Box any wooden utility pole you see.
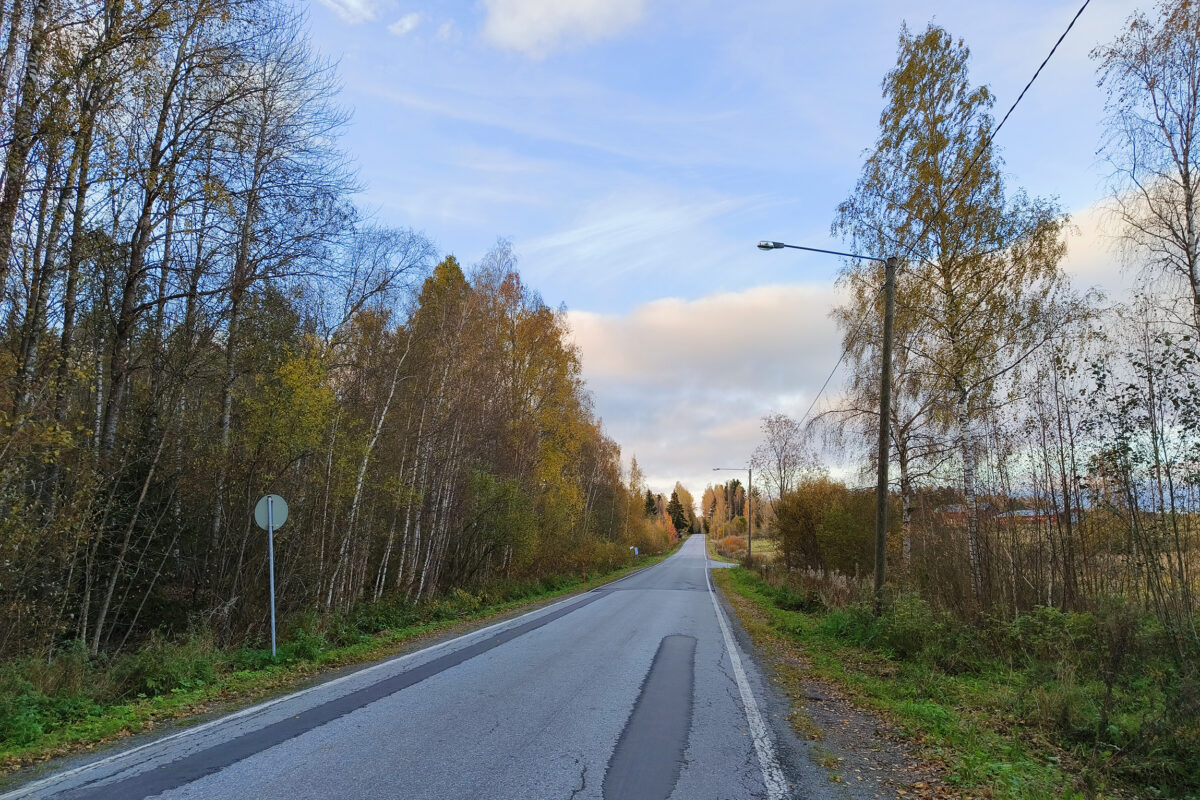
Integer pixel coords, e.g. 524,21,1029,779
873,257,898,615
747,467,753,563
755,241,897,604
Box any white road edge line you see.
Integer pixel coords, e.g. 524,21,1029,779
705,559,789,800
1,558,666,800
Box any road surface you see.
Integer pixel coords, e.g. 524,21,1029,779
6,536,833,800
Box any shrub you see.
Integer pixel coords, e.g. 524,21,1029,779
446,588,482,616
351,599,418,634
818,604,877,645
22,640,91,698
1007,606,1089,671
717,536,747,558
109,632,217,698
227,646,275,672
0,673,46,748
872,594,942,660
770,584,825,614
283,626,330,661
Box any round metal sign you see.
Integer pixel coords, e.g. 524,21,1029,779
254,494,288,530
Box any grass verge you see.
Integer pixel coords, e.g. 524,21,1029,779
714,566,1199,800
0,545,680,775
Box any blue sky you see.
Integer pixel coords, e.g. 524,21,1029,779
306,0,1135,495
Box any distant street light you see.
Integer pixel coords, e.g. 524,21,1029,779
713,466,753,562
759,240,897,615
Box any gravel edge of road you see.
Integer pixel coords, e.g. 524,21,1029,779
711,568,957,800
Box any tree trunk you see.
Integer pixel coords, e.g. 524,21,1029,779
0,0,47,295
959,392,983,604
90,415,173,655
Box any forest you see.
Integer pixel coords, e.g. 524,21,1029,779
0,0,680,675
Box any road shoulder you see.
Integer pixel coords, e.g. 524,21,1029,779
712,567,955,800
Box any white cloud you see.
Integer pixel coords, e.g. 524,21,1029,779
565,201,1136,498
388,12,422,36
436,20,458,42
1060,201,1136,303
316,0,379,24
568,283,848,496
481,0,646,58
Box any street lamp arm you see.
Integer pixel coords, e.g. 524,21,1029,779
757,241,889,263
753,238,898,615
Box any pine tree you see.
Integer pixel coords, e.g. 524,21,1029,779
667,491,688,533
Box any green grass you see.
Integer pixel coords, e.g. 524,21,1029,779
0,546,679,773
716,567,1200,800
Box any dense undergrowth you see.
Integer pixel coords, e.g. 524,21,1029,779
722,567,1199,799
0,553,673,769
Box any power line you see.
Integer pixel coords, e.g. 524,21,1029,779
856,0,1092,276
798,1,1091,428
947,0,1091,204
797,282,885,427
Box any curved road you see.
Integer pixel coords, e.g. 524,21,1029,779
7,536,833,800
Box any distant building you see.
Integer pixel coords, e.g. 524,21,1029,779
934,503,995,523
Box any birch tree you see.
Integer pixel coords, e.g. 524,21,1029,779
1096,0,1200,331
834,23,1069,604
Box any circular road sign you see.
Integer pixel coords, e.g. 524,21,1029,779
254,494,289,530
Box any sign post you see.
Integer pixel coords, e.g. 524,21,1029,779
254,494,289,659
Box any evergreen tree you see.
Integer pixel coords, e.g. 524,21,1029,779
667,491,688,533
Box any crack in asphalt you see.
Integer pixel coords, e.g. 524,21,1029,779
566,760,588,800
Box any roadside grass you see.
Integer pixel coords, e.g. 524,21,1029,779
715,567,1200,800
0,547,679,774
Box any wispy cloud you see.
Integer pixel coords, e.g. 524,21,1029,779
388,12,422,37
481,0,647,59
360,81,747,169
525,194,748,272
368,181,550,230
516,186,783,304
316,0,379,25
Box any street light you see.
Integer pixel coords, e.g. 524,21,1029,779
759,240,897,615
713,466,753,562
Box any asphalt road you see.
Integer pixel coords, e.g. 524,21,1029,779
7,536,834,800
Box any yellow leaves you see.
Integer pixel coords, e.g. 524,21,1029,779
241,347,334,463
200,178,236,215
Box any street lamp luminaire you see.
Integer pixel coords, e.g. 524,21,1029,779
712,466,752,562
758,240,898,615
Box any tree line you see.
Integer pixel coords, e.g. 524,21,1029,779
0,0,667,660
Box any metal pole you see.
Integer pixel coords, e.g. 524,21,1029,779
268,496,277,659
747,467,752,563
873,257,897,616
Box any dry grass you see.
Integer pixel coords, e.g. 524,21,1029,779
748,536,780,561
716,535,748,559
